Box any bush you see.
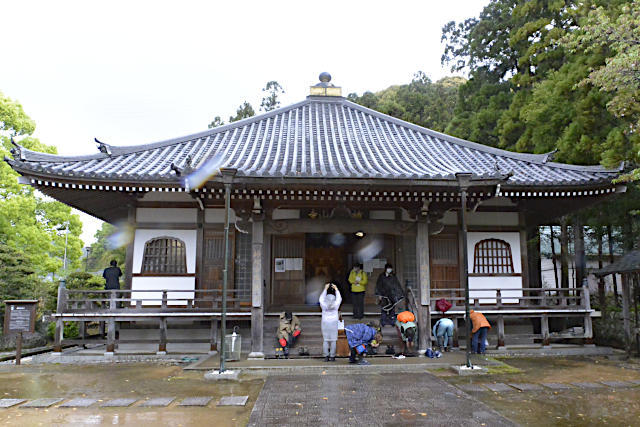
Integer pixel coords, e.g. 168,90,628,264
46,321,79,340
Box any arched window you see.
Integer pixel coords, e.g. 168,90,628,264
141,237,187,275
473,239,514,275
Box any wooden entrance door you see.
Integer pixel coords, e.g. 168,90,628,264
429,233,460,300
271,234,305,305
201,229,235,307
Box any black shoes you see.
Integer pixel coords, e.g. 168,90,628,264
329,357,336,362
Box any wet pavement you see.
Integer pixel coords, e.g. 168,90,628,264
248,372,515,426
445,357,640,426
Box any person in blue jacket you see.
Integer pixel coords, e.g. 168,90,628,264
345,323,382,365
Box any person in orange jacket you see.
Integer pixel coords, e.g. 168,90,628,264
469,310,491,354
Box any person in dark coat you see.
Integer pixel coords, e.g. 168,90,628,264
345,323,382,365
375,263,404,327
103,260,122,290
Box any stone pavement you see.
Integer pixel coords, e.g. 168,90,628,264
248,372,516,426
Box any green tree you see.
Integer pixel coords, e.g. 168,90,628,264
561,3,640,180
207,116,224,129
260,81,284,112
0,91,83,277
0,242,41,327
229,101,255,123
348,72,465,132
86,222,125,272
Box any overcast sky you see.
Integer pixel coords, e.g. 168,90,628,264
1,0,487,244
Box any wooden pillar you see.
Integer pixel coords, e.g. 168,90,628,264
106,318,116,354
54,279,67,353
249,217,265,359
574,216,586,287
195,208,204,291
582,285,594,345
622,274,633,357
541,314,550,347
452,317,460,348
416,221,431,351
158,317,167,354
209,317,218,353
496,315,505,349
124,205,136,290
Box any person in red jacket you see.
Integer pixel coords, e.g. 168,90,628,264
469,310,491,354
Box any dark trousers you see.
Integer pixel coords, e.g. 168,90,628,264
472,327,489,354
349,347,360,363
352,291,365,319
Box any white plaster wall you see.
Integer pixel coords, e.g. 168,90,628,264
131,277,195,306
469,277,523,304
205,208,237,223
467,231,522,303
272,209,300,220
369,210,395,220
132,229,197,274
136,208,197,223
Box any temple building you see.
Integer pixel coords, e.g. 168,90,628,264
6,73,623,357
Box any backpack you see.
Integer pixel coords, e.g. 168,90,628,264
436,298,452,313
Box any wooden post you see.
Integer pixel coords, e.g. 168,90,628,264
621,274,633,357
416,221,431,351
99,321,105,338
109,290,116,311
106,318,116,353
249,217,265,359
54,318,63,353
452,316,459,348
15,332,23,365
161,291,168,309
158,317,167,354
496,290,502,308
541,314,550,347
496,315,505,349
209,317,218,353
124,205,136,290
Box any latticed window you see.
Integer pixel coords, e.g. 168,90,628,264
141,237,187,274
472,239,514,274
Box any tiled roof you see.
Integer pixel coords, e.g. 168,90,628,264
7,96,620,187
593,250,640,276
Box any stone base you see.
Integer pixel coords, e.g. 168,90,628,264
247,352,265,360
50,352,62,356
103,352,114,357
542,345,552,349
496,346,507,350
204,370,240,381
208,350,218,355
450,365,487,376
156,351,167,355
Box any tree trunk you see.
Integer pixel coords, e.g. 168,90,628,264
550,225,559,288
560,218,570,289
607,225,619,306
596,227,606,313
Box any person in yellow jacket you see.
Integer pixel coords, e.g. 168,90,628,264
469,310,491,354
348,264,368,319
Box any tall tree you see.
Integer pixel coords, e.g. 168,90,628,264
0,90,83,277
85,222,126,272
561,2,640,180
229,101,255,123
260,81,284,112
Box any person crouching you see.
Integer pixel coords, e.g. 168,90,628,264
277,311,301,357
345,323,382,365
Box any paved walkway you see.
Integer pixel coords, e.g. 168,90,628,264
248,372,515,426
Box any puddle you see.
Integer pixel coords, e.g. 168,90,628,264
0,364,264,426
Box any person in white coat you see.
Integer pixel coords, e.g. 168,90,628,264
319,282,342,362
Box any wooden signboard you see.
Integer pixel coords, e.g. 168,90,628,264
3,300,38,366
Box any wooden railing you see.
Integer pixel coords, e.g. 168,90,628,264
429,286,590,312
58,288,251,314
